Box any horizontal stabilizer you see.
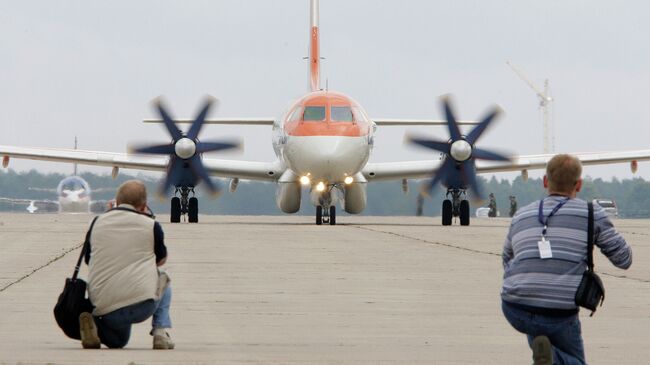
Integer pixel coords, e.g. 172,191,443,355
373,118,479,126
143,118,275,126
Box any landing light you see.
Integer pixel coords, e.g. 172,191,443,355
300,175,311,185
344,176,354,185
316,181,326,192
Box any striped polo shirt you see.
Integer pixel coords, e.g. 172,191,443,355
501,196,632,311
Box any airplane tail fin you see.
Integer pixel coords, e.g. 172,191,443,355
309,0,321,92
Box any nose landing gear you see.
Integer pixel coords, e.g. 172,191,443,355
441,188,470,226
170,186,199,223
315,205,336,225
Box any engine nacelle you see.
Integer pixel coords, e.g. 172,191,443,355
521,169,528,182
276,182,301,213
344,182,367,214
631,160,638,174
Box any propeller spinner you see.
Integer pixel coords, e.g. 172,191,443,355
407,96,511,200
132,97,241,196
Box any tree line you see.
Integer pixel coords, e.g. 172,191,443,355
0,169,648,217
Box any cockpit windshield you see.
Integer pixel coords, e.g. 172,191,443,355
331,106,353,122
303,106,326,121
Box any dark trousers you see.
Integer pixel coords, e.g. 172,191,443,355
502,301,586,365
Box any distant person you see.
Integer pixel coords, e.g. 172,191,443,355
488,193,497,217
416,193,424,217
509,195,518,217
78,180,174,350
501,154,632,365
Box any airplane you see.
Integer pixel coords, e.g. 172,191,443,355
0,175,110,214
2,0,650,226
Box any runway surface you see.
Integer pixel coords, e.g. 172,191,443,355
0,213,648,364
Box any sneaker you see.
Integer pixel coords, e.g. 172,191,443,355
79,312,100,349
532,335,552,365
152,328,175,350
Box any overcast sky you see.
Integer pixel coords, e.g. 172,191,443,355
2,0,649,181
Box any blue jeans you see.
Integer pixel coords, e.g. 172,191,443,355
502,301,585,365
94,286,172,348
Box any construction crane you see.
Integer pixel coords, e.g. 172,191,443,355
507,61,554,153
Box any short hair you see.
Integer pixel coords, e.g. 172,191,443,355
115,180,147,208
546,154,582,193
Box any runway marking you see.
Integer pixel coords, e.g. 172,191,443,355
0,241,84,293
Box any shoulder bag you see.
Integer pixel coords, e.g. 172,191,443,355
574,202,605,316
53,216,98,339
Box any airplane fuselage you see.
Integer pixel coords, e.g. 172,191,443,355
273,90,374,186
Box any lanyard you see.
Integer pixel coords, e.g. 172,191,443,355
538,197,570,237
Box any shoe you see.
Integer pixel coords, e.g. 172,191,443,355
532,335,552,365
152,328,175,350
79,312,100,349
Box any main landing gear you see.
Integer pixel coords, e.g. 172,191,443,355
316,205,336,225
441,188,470,226
170,187,199,223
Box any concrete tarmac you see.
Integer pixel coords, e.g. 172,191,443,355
0,213,648,364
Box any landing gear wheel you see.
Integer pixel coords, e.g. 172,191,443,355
460,200,470,226
316,206,323,225
442,199,452,226
170,197,181,223
188,197,199,223
329,206,336,225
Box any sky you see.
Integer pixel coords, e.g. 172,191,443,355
1,0,650,182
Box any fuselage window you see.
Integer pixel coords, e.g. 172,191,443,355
331,106,354,122
303,106,326,121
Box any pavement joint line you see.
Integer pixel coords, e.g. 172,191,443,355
0,241,84,293
348,225,650,284
347,225,501,257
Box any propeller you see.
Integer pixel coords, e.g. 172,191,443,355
131,96,241,197
406,96,511,200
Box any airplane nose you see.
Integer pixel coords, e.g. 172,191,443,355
287,136,368,180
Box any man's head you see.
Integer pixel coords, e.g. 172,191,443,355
544,154,583,197
115,180,148,211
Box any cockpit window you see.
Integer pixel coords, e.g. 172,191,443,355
331,106,353,122
289,106,303,122
303,106,326,121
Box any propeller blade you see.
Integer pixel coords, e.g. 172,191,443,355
189,155,221,196
472,147,511,161
159,156,184,196
196,140,241,154
154,98,183,141
406,136,449,153
442,96,462,141
187,97,217,140
132,143,175,155
460,161,482,200
420,160,449,197
466,107,502,145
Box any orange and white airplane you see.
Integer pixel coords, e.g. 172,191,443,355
2,0,650,225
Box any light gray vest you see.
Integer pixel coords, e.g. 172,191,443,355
87,204,158,316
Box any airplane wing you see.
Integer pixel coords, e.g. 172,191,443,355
362,149,650,181
0,197,35,205
0,145,285,182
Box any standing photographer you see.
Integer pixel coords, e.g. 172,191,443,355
500,154,632,365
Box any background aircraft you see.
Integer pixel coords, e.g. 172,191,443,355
0,175,108,214
2,0,650,226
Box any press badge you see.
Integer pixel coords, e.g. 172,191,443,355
538,237,553,259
